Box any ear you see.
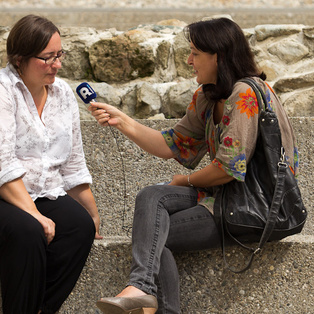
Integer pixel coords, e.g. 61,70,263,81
16,56,22,68
15,57,25,75
15,57,22,68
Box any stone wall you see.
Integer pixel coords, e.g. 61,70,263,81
0,16,313,120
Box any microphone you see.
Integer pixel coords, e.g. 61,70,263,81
76,83,129,235
76,82,97,104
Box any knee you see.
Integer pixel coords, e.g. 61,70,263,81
5,213,46,249
135,186,155,213
134,185,171,221
136,185,156,198
135,185,166,206
73,211,95,244
82,215,95,241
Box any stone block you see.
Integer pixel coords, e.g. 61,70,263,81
59,235,314,313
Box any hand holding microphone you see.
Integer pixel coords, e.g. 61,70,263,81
76,84,129,234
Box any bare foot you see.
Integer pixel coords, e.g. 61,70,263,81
116,285,147,298
143,308,157,314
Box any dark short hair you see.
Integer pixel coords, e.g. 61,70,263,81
7,14,60,70
184,18,266,101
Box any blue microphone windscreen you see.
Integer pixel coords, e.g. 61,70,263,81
76,82,97,104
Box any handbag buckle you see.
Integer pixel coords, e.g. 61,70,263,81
278,147,288,168
278,162,288,168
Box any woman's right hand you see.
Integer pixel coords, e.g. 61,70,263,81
88,101,175,159
32,212,56,244
0,178,56,244
88,102,122,128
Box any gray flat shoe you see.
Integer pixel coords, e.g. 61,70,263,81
96,295,158,314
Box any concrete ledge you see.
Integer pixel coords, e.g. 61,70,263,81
58,117,311,313
80,117,313,238
0,117,312,313
1,235,313,313
60,235,314,313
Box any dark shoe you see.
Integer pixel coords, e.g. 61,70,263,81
96,295,158,314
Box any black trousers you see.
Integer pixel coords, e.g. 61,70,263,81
0,195,95,314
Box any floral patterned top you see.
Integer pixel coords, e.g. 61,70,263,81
0,64,92,200
162,77,299,214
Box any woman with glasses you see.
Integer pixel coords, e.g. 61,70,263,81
0,14,102,314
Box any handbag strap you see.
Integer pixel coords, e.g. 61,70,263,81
241,78,268,112
258,159,288,248
220,78,288,273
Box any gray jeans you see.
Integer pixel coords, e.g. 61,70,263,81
127,184,221,314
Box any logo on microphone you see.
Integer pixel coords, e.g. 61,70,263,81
76,82,97,104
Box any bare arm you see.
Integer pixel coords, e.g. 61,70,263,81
169,163,234,188
88,102,233,189
107,102,234,187
66,183,103,239
0,178,55,243
89,102,175,159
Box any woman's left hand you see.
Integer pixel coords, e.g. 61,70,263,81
66,184,103,240
92,214,103,240
169,164,234,188
168,174,189,186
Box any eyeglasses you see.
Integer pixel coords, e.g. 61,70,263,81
34,51,66,65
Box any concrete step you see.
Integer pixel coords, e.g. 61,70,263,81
60,234,314,313
59,117,314,312
61,117,312,313
80,118,313,238
1,235,313,313
0,117,312,313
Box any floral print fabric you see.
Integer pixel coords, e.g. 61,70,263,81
162,77,299,213
0,64,92,200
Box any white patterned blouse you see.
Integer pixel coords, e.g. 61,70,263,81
0,64,92,200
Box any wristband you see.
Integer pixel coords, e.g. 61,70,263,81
187,175,194,187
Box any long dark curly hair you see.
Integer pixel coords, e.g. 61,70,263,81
184,18,266,102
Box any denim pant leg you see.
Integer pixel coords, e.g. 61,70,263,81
157,203,221,313
128,185,221,314
155,246,180,314
128,185,199,296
